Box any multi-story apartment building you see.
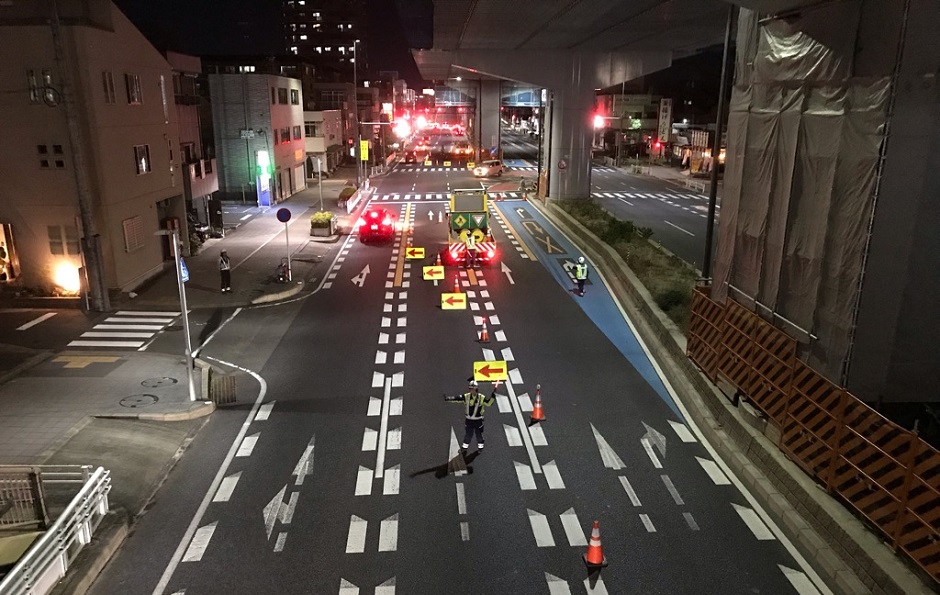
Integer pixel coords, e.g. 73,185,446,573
203,56,318,110
303,109,344,178
282,0,367,77
0,0,188,303
208,73,306,205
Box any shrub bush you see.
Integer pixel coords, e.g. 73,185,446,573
310,211,335,227
339,187,356,201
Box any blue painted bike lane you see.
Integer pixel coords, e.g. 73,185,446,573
494,200,684,419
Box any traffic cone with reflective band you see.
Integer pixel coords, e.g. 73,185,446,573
531,384,545,422
453,275,461,294
583,521,608,568
478,317,490,343
435,252,442,266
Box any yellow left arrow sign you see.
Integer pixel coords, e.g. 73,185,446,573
441,293,467,310
406,247,425,259
423,266,444,280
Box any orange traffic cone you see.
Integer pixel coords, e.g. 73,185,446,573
478,317,490,343
583,520,608,568
453,275,461,294
435,252,441,266
531,384,545,422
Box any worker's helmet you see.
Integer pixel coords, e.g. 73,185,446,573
468,380,479,388
578,256,585,264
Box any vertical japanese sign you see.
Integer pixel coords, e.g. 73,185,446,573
657,98,673,145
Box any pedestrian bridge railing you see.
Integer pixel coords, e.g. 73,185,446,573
0,466,111,595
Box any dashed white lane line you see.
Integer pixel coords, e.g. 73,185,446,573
181,521,217,562
236,433,259,457
696,456,732,485
639,514,657,533
619,476,642,506
515,461,537,490
684,512,700,531
664,220,695,236
355,466,373,496
506,382,541,474
545,573,572,595
732,503,776,540
528,509,554,547
583,576,609,594
16,312,57,330
383,464,400,495
455,484,467,514
543,460,565,489
212,472,240,502
379,514,399,552
779,565,824,595
669,420,697,442
560,508,587,546
661,475,685,505
504,424,522,447
346,515,367,553
254,401,275,421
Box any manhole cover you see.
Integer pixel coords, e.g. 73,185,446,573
141,377,178,388
120,394,158,408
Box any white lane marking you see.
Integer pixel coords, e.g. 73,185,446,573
80,331,153,338
240,214,251,220
255,401,275,421
395,333,406,344
362,428,378,451
661,475,685,505
68,340,145,348
115,310,180,316
481,348,495,361
394,350,405,364
506,382,541,474
732,503,776,540
378,332,389,344
779,565,823,595
92,324,162,330
181,521,217,562
560,508,586,546
504,424,522,446
591,424,626,470
368,397,381,416
684,512,700,531
528,424,547,446
639,514,656,533
545,573,572,595
528,509,554,547
274,532,287,552
583,576,609,594
372,371,384,388
103,316,173,323
236,433,259,457
614,195,634,207
669,420,696,443
641,437,662,468
263,485,286,539
379,514,399,552
376,378,392,478
346,515,367,553
495,330,507,341
375,577,396,595
16,312,57,330
389,397,402,415
490,315,500,325
455,484,467,514
460,521,470,541
508,368,523,385
517,393,533,411
381,317,391,327
375,350,387,364
396,316,406,327
291,436,315,486
696,456,732,485
515,461,537,490
383,464,400,495
544,460,565,489
386,427,402,450
501,347,514,361
340,577,360,593
619,476,642,506
496,395,511,413
449,429,467,476
355,466,373,496
664,220,695,236
212,472,240,502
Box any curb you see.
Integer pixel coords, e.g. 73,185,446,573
250,280,306,305
95,401,216,422
532,199,928,595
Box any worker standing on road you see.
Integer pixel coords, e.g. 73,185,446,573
574,256,589,296
219,250,232,293
445,379,498,453
465,233,478,268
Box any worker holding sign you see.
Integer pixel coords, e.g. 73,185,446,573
444,379,499,453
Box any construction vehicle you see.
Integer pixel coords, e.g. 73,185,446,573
442,188,498,267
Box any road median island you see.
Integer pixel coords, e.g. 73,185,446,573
532,197,924,595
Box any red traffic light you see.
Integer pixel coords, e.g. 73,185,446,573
654,141,662,149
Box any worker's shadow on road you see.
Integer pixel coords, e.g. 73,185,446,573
408,451,480,479
198,308,225,345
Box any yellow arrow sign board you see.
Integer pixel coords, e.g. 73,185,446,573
467,162,475,169
441,293,467,310
405,247,425,259
443,161,452,167
424,160,432,166
473,360,508,382
423,265,444,280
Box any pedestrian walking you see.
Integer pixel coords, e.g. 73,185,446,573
219,250,232,292
444,379,498,453
574,256,589,296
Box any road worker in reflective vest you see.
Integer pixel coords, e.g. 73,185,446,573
444,379,498,453
465,233,478,268
575,256,589,296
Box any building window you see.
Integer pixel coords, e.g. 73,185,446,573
47,225,80,256
125,73,142,104
281,128,291,144
290,89,299,105
238,65,255,73
293,125,302,140
122,216,145,253
134,144,151,174
271,87,277,104
37,144,66,169
27,70,41,103
299,34,307,40
273,129,279,144
102,71,115,104
277,88,288,104
315,47,322,54
304,124,316,137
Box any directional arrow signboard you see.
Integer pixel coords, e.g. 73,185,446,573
424,160,432,166
423,265,444,280
441,293,467,310
406,247,425,259
473,360,508,382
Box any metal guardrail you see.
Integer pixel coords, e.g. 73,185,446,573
0,466,111,595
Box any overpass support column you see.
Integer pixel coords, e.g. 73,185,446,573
478,80,501,159
547,81,594,200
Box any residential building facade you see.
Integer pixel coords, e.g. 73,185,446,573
282,0,367,76
303,110,344,178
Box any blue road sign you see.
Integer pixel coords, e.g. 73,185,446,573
180,258,189,283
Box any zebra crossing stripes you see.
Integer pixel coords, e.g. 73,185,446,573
68,310,179,349
592,191,721,218
373,192,526,203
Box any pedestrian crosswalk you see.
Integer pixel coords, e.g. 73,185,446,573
591,191,721,218
371,192,530,202
394,165,617,173
68,310,180,350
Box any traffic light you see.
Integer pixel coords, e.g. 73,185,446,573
654,141,662,149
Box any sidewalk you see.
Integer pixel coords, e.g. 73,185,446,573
619,162,723,195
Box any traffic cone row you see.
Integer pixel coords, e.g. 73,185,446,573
531,384,545,422
583,520,608,568
478,317,490,343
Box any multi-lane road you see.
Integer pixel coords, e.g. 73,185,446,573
84,158,827,594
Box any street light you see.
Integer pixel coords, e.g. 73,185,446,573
154,228,196,402
352,38,361,188
316,156,324,211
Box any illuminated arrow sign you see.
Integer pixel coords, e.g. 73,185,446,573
441,293,467,310
423,266,444,280
406,247,425,259
443,161,452,167
424,160,432,166
473,360,508,382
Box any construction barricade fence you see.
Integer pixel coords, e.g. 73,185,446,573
686,287,939,585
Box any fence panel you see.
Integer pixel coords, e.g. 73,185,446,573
687,289,724,380
779,362,845,482
748,317,797,426
894,442,940,583
0,468,46,529
716,300,754,392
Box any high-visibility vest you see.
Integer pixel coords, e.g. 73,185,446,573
575,263,587,280
466,236,477,251
219,256,231,271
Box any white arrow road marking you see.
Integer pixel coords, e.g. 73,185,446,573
545,573,572,595
346,515,367,553
779,565,823,595
389,397,402,415
501,347,514,361
274,532,287,552
639,514,656,533
506,382,541,474
339,579,359,595
383,464,400,495
375,350,387,364
368,397,381,416
591,424,626,470
560,508,587,546
528,509,554,547
455,484,467,514
263,487,298,541
501,261,515,284
529,425,547,446
386,427,402,450
732,503,775,540
213,472,240,502
351,264,371,286
668,420,696,443
515,461,537,490
583,576,609,594
236,433,259,457
619,477,642,506
641,437,663,469
182,521,216,562
254,401,275,421
362,428,378,451
378,332,389,344
504,424,522,447
428,210,434,220
696,456,731,485
379,514,398,552
684,512,700,531
292,436,315,486
375,577,396,595
509,368,523,384
642,422,667,458
355,466,373,496
661,475,685,505
449,429,467,476
543,460,565,489
496,395,511,413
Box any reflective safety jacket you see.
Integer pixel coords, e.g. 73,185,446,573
445,390,495,420
575,263,588,280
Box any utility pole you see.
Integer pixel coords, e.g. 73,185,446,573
49,0,109,312
353,39,361,188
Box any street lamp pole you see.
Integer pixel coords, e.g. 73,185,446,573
155,228,196,401
316,156,324,211
353,39,361,188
